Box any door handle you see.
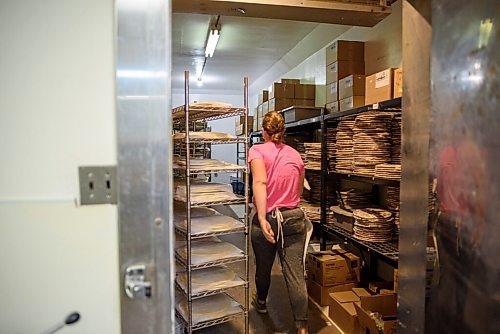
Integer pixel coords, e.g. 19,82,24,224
125,264,152,299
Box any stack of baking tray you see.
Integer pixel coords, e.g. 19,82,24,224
352,112,393,176
353,208,394,243
391,114,402,164
335,119,356,173
303,172,321,203
300,201,321,222
339,188,372,211
374,163,401,180
327,128,337,170
304,143,322,170
386,186,400,235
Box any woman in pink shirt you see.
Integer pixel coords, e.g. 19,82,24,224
249,111,309,334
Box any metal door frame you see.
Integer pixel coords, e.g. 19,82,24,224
116,0,174,333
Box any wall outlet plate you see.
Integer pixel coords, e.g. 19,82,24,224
79,166,117,205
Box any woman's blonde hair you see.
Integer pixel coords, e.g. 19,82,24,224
262,111,285,144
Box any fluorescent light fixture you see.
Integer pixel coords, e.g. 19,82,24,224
205,29,220,58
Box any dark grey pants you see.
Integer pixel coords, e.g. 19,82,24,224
251,208,308,329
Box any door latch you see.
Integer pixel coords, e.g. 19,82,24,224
125,264,152,299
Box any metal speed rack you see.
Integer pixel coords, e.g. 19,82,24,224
173,71,250,334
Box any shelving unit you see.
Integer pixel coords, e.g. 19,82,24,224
173,71,250,334
321,98,402,270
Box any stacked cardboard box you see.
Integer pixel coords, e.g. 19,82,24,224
365,68,397,105
325,40,365,113
235,116,254,136
306,249,361,306
328,288,372,333
267,79,317,112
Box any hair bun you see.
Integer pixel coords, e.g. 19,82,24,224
262,111,285,143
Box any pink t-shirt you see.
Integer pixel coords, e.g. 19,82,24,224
248,142,305,213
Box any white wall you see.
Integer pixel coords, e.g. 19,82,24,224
0,0,119,333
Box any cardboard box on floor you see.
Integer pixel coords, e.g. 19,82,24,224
326,60,365,84
393,68,403,98
354,294,398,334
326,40,365,65
328,288,372,334
307,249,360,286
365,68,395,105
307,280,355,306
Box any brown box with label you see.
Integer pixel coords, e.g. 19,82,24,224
326,82,338,103
328,288,372,334
307,280,355,306
258,90,269,104
354,294,398,334
339,96,365,112
326,40,365,65
294,84,316,99
393,68,403,98
307,250,360,286
269,83,295,99
326,61,365,84
269,98,294,112
326,101,339,114
365,68,395,105
339,74,366,100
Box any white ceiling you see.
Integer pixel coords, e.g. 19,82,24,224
172,13,320,94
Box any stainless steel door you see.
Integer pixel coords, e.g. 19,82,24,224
116,0,174,333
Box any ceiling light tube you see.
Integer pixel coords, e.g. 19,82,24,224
205,29,220,58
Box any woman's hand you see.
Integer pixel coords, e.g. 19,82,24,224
259,218,275,244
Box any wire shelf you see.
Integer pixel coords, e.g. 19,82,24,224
176,253,247,270
175,306,246,331
175,197,246,208
174,137,247,145
329,171,400,187
173,166,247,175
323,224,399,266
172,105,246,123
175,277,247,299
175,225,246,240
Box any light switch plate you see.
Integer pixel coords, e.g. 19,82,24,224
79,166,117,205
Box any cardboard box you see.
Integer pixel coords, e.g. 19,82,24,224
269,98,294,112
326,60,365,84
282,78,301,84
339,96,365,112
326,40,365,65
365,68,395,105
354,294,398,334
307,280,355,306
235,116,254,135
269,82,295,99
257,104,263,119
331,206,355,232
258,90,269,104
339,74,366,100
326,82,338,103
368,281,394,294
262,101,269,114
253,118,258,132
293,99,315,107
307,250,360,286
393,68,403,98
326,101,339,114
328,288,372,334
283,106,321,124
294,84,316,99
